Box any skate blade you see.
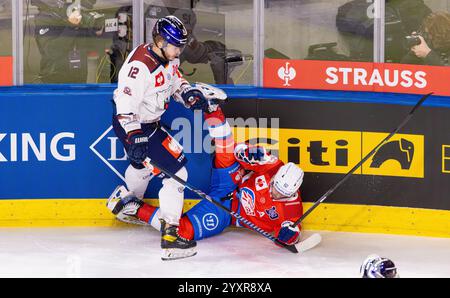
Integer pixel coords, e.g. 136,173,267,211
161,248,197,261
116,214,148,226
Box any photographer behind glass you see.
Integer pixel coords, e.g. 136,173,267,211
174,8,239,85
401,12,450,66
31,0,105,83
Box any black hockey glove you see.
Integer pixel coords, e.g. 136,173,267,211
126,130,148,164
181,86,208,112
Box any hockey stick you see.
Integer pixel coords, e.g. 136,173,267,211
143,157,299,254
296,233,322,253
291,92,433,228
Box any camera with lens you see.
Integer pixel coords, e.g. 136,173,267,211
404,33,422,48
224,52,253,65
68,0,105,31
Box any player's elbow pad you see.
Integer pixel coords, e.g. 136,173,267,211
117,113,141,134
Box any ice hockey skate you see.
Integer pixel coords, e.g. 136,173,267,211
107,185,148,226
160,219,197,261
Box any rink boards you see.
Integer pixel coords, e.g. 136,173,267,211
0,199,449,238
0,85,449,237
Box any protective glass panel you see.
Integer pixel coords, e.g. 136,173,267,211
144,0,254,85
265,0,375,62
0,1,13,86
24,0,133,84
0,1,12,56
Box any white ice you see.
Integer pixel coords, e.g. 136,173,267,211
0,227,449,278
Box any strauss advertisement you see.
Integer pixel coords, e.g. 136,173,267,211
264,59,450,96
0,56,13,86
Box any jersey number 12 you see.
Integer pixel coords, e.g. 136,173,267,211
128,67,140,79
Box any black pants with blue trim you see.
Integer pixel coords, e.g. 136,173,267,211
112,114,188,176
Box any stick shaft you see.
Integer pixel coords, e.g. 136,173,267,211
292,92,432,227
143,158,298,253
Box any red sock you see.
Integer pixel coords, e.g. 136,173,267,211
178,217,195,240
204,107,225,126
137,204,195,240
136,203,156,223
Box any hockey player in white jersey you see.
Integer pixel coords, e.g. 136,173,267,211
110,15,222,260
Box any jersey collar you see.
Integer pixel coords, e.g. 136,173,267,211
147,45,169,67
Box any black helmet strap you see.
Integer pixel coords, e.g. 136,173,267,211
155,38,169,61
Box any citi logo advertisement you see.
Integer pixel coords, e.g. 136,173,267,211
370,139,414,170
233,127,424,178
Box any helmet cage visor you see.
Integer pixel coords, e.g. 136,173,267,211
372,260,399,278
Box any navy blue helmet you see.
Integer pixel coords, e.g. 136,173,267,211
360,254,399,278
152,15,188,49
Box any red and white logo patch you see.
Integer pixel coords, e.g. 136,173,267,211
240,187,256,217
155,71,165,87
231,168,244,184
277,62,297,87
255,175,268,191
142,160,161,176
162,136,183,158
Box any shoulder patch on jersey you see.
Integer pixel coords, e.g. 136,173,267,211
239,187,256,217
265,206,279,220
255,175,269,191
154,71,165,87
128,44,161,73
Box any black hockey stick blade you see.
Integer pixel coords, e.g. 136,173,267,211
275,239,298,253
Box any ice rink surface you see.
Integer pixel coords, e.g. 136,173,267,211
0,227,449,278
